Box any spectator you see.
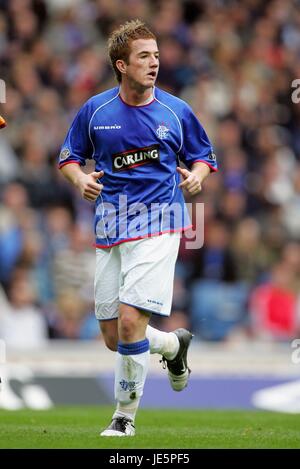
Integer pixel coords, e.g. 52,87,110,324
0,274,48,348
250,262,300,341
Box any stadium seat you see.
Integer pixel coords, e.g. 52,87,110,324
190,279,249,341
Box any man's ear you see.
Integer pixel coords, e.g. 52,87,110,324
116,59,127,76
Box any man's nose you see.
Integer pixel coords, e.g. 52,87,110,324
150,56,159,67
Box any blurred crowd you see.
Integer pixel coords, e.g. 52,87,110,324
0,0,300,348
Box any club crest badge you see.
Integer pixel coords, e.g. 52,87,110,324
208,151,217,161
60,148,71,161
156,124,169,140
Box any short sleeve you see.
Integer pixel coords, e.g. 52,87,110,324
179,104,218,172
58,101,93,168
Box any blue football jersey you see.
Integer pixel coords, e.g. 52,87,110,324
59,86,217,247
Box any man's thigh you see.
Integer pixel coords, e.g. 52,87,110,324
119,233,180,317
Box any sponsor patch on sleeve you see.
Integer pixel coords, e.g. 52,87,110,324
208,151,217,161
59,148,71,161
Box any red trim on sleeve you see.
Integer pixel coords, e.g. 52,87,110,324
192,160,218,172
58,160,82,169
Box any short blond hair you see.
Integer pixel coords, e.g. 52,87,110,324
108,19,156,83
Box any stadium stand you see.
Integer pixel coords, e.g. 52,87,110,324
0,0,300,345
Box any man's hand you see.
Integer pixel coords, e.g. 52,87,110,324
177,167,202,196
76,170,104,202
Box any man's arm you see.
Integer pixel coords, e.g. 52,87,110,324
60,163,104,202
177,162,210,196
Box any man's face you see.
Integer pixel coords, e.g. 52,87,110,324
121,38,159,90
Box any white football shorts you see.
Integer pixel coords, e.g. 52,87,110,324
94,232,180,320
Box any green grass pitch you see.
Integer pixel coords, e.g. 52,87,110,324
0,406,299,449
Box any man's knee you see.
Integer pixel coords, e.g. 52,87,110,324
119,305,149,342
119,314,137,341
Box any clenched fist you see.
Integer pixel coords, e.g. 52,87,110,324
177,167,202,196
77,170,104,202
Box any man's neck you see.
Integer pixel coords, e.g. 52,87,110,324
119,83,154,106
